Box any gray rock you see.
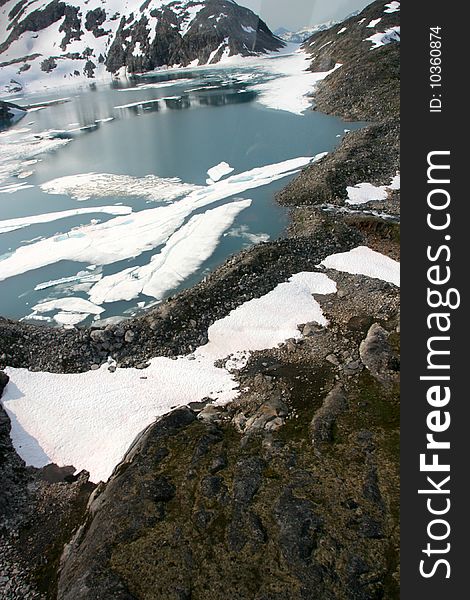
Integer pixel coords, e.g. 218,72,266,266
310,384,347,446
124,330,135,343
359,323,396,380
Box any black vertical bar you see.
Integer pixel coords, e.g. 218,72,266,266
401,1,468,597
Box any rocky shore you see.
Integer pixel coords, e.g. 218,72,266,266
0,2,400,598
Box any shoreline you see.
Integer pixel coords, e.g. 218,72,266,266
0,3,401,598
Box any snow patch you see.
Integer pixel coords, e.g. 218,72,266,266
365,26,400,49
197,272,337,362
321,246,400,287
252,49,342,115
2,269,337,482
384,2,400,13
345,172,400,205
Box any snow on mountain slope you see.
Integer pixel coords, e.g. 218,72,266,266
0,0,284,92
275,22,337,44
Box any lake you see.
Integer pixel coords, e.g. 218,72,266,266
0,56,364,326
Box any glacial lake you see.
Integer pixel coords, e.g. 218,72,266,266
0,59,365,326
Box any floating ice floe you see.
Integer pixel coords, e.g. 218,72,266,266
88,200,252,304
28,296,104,326
117,78,193,92
226,225,270,244
94,117,114,123
0,130,72,184
0,182,34,194
365,26,400,49
40,172,200,202
114,95,181,109
34,270,102,292
345,172,400,205
0,156,320,284
33,297,104,316
206,161,234,184
320,246,400,287
0,206,132,234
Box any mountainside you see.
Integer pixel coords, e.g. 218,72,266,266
0,2,401,598
275,22,337,44
0,0,284,92
279,0,400,210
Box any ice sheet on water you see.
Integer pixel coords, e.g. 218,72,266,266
88,200,251,304
0,206,132,234
40,172,200,202
0,156,318,283
206,161,234,183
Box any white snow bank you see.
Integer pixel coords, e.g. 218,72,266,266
251,49,342,115
321,246,400,287
365,26,400,49
3,358,238,482
345,172,400,205
367,18,382,28
2,269,337,482
197,272,337,361
206,161,234,184
0,156,318,283
384,2,400,13
0,206,132,234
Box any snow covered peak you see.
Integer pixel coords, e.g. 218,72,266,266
0,0,284,93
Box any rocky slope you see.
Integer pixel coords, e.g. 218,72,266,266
0,2,400,598
0,0,284,92
279,0,400,217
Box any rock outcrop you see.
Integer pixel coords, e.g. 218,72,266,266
55,266,400,599
278,0,400,218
